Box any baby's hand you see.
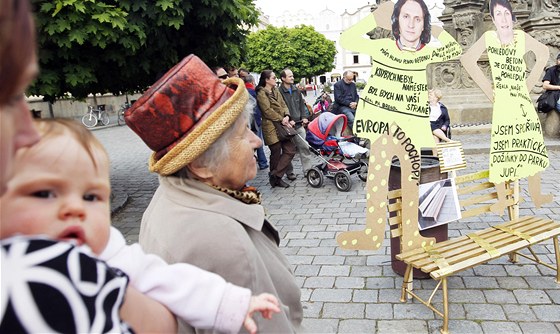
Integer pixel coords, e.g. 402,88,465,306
243,293,280,334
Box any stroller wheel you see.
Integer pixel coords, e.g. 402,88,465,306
358,161,368,182
334,170,352,192
307,167,324,188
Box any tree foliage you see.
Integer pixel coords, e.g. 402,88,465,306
244,25,336,80
30,0,259,102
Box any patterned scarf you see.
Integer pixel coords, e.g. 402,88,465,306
212,184,262,205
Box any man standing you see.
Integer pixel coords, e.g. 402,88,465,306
541,53,560,112
333,70,359,131
279,68,314,178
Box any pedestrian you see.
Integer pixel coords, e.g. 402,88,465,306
461,0,552,210
257,70,297,188
244,73,269,170
428,89,452,143
332,70,359,132
225,65,239,78
212,66,228,80
125,55,303,332
278,68,315,177
539,53,560,112
239,67,250,79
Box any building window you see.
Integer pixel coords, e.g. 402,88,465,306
353,55,359,64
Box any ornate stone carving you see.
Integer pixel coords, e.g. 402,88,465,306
530,0,559,18
452,12,481,49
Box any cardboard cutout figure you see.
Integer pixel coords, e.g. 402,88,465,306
336,0,462,251
460,0,553,212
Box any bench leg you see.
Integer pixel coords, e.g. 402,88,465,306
401,264,413,302
441,277,449,334
508,252,518,263
554,236,560,284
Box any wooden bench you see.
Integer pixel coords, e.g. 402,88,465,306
388,170,560,334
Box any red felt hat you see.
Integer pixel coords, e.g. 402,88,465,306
124,55,248,175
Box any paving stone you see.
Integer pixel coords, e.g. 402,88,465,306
519,322,560,334
394,303,436,320
496,276,529,289
294,265,321,276
483,289,518,304
335,277,365,288
504,264,541,277
463,276,499,289
312,255,345,265
337,319,376,334
322,302,365,319
472,264,508,276
378,289,404,303
531,305,560,322
480,321,522,334
310,289,353,302
503,304,538,321
524,276,560,289
428,320,483,334
365,277,396,289
304,276,335,288
365,303,394,320
547,290,560,304
449,289,486,303
319,265,351,276
377,320,428,333
512,289,551,304
300,318,338,333
350,265,383,277
464,304,506,320
352,289,378,303
301,301,323,318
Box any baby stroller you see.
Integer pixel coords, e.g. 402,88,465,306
305,112,369,191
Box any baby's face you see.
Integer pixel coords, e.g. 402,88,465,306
0,135,111,254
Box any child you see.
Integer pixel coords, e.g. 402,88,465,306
0,118,280,333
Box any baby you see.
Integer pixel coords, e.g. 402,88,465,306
0,118,280,333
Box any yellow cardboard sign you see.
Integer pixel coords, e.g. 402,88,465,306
336,0,462,252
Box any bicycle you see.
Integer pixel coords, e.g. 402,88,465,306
117,102,131,126
81,105,110,128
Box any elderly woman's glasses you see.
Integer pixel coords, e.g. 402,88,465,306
218,74,228,79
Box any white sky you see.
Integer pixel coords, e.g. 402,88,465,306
254,0,376,16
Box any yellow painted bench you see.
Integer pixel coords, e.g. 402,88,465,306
389,170,560,333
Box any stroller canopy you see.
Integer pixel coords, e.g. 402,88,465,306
306,112,347,147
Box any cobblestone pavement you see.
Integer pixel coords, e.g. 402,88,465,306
94,124,560,334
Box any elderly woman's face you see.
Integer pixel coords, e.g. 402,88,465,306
398,0,424,48
213,118,262,189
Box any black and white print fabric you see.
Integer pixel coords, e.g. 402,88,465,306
1,236,133,333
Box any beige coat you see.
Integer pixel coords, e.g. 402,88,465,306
139,176,303,333
256,86,290,146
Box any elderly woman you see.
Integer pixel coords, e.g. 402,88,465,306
256,70,296,188
125,55,303,333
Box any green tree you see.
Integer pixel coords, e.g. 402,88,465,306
30,0,259,102
244,25,336,80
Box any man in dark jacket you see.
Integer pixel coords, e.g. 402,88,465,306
333,71,359,132
541,53,560,112
279,68,314,177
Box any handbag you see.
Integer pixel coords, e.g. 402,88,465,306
537,90,560,113
273,121,297,141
